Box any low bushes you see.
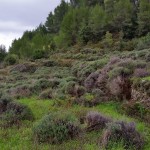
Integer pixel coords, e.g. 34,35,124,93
136,33,150,50
0,95,33,127
39,89,53,99
4,102,33,124
0,95,12,114
32,78,51,93
10,63,37,73
122,101,150,123
32,49,48,60
72,59,108,82
33,112,80,144
4,54,18,66
8,84,31,99
134,68,150,78
86,111,111,131
100,121,144,150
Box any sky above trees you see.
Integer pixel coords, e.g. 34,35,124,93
0,0,62,50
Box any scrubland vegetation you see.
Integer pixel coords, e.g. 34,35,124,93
0,0,150,150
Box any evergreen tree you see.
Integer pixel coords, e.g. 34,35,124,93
57,7,89,46
113,0,135,38
45,0,68,33
138,0,150,36
89,5,106,41
0,45,7,62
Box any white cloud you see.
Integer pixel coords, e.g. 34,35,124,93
0,21,34,33
0,33,22,51
0,0,64,50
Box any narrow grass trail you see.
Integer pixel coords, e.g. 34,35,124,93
0,98,150,150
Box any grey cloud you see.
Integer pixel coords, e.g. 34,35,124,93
0,0,63,49
0,0,61,26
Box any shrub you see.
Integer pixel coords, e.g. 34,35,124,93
0,95,12,114
92,89,105,99
146,52,150,61
54,89,67,100
0,95,33,126
4,102,34,124
84,72,99,92
49,78,60,88
108,67,131,80
10,63,37,73
4,54,18,65
39,89,53,99
71,61,99,82
8,85,31,99
41,60,58,67
134,68,150,78
101,121,144,150
136,33,150,50
86,111,111,131
122,102,149,121
65,81,76,96
32,79,51,93
33,112,80,144
32,49,47,60
75,86,85,97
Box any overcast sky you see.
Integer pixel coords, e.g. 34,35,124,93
0,0,63,50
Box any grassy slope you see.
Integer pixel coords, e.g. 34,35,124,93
0,98,150,150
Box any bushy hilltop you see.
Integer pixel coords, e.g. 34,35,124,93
0,0,150,149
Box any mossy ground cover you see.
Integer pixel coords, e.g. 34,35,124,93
0,98,149,150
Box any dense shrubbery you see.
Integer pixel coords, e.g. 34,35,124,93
0,45,7,63
10,63,37,73
122,101,149,122
0,95,33,127
33,112,80,144
86,111,111,131
39,89,53,99
136,33,150,50
32,49,48,60
101,121,144,150
4,54,18,65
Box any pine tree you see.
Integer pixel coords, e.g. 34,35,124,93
89,5,106,41
45,0,68,34
138,0,150,36
0,45,7,62
113,0,135,38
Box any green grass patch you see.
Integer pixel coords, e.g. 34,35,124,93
0,98,150,150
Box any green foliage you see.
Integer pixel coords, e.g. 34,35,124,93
8,0,150,54
32,78,51,93
39,89,53,100
33,112,80,143
32,49,47,60
103,31,113,48
136,33,150,50
0,45,7,62
114,0,136,38
0,95,33,126
4,102,34,124
138,0,150,36
56,7,89,47
89,5,106,41
4,54,18,65
45,0,69,34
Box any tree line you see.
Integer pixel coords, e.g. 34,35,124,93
5,0,150,59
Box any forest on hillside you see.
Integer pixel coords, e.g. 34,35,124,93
0,0,150,150
0,0,150,62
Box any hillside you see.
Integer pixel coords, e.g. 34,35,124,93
0,0,150,150
0,45,150,149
